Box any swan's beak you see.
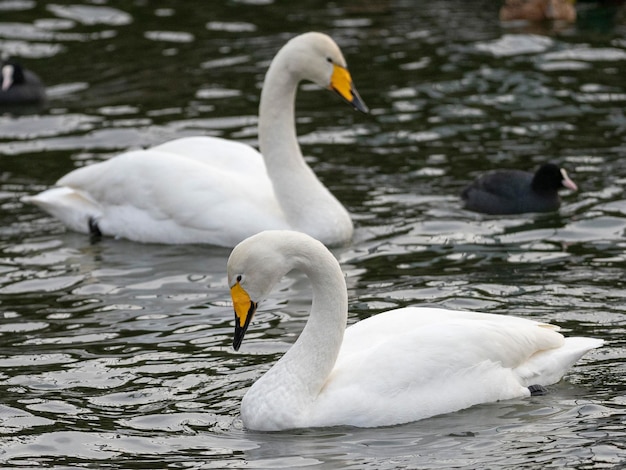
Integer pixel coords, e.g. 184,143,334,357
560,169,578,191
231,281,257,351
330,64,369,114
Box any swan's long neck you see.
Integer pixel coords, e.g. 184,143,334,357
284,246,348,396
243,241,348,424
257,46,353,245
258,54,302,177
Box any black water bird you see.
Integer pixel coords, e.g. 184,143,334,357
461,163,578,215
1,60,46,105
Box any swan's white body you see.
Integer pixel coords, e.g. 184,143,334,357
228,230,603,431
24,33,367,247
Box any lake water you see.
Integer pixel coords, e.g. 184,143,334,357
1,0,625,468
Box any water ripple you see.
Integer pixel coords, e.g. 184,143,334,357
0,0,625,468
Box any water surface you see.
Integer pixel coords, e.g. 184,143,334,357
1,1,625,468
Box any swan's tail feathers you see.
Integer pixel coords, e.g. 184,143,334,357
516,337,603,387
22,187,101,235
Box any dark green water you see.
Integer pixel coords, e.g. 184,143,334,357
1,1,625,468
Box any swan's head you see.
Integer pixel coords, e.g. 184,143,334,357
227,230,321,351
281,32,369,113
228,231,289,350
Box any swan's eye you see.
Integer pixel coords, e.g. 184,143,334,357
236,274,243,283
326,57,333,64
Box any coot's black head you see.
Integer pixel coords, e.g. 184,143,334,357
532,163,578,193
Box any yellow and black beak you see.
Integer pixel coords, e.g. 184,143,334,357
231,281,257,351
330,64,369,114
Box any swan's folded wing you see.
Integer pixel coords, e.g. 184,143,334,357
151,136,266,175
335,308,565,387
44,144,287,244
314,308,573,427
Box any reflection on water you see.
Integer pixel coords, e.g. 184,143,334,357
1,0,625,468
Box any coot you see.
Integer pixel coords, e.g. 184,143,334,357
461,163,578,215
1,60,46,105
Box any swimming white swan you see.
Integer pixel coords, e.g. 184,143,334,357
24,32,368,247
228,230,603,431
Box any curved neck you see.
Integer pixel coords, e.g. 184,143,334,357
258,54,301,173
287,246,348,397
256,47,353,245
253,242,348,402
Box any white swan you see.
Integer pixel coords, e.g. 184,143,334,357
228,230,603,431
23,32,368,247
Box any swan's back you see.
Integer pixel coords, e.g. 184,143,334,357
26,138,287,245
310,307,602,428
151,136,266,175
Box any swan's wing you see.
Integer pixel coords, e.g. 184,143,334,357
336,307,563,382
26,138,288,245
151,136,266,175
313,307,599,427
